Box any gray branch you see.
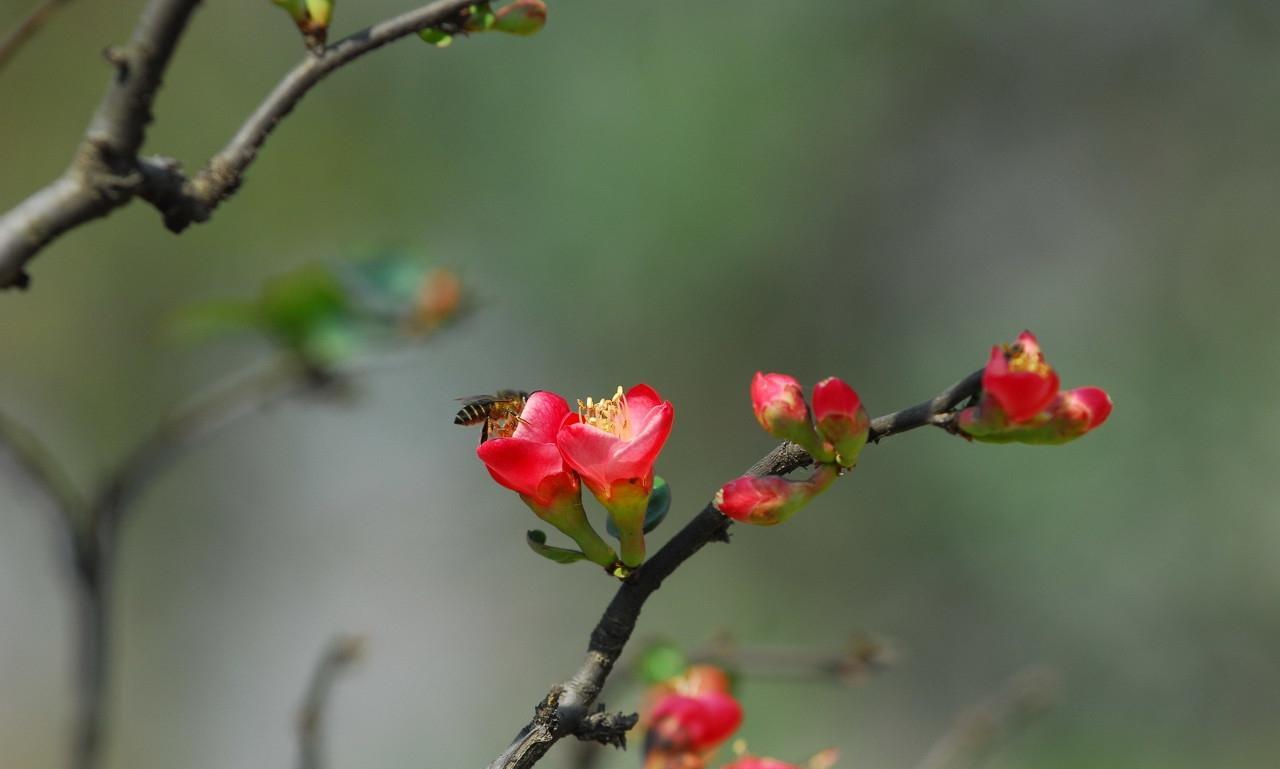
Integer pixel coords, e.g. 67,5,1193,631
0,0,488,290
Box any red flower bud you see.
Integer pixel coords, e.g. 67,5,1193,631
812,377,870,468
957,386,1112,445
750,373,832,461
714,465,838,526
982,331,1060,423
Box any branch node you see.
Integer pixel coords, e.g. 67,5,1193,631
573,704,638,750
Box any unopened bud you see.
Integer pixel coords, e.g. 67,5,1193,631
812,377,870,468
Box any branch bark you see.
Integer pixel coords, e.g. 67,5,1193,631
0,0,490,290
486,369,984,769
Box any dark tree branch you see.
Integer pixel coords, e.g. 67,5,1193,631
0,0,493,289
0,0,202,289
487,369,985,769
297,636,365,769
0,0,73,73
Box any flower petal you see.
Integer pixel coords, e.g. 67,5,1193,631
609,401,673,477
477,438,568,498
511,391,569,443
557,422,620,491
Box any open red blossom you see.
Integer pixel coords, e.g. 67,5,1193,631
646,691,743,756
557,384,674,500
476,391,578,506
983,330,1060,423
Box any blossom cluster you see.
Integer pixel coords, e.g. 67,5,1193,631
956,331,1112,444
714,374,870,526
475,385,673,573
641,663,831,769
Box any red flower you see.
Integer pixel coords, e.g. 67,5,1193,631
558,384,674,567
646,691,743,755
476,391,619,569
982,331,1060,423
812,377,870,468
476,391,578,506
558,384,673,497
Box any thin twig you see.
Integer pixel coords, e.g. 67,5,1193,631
69,359,331,769
0,0,498,289
912,667,1059,769
297,635,366,769
487,369,985,769
0,0,73,72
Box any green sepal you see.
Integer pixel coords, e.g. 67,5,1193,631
525,530,588,564
607,476,670,538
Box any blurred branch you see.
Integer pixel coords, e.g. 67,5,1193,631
912,667,1059,769
0,408,84,533
297,635,365,769
0,0,492,290
687,632,899,686
0,0,73,72
487,369,985,769
0,359,347,769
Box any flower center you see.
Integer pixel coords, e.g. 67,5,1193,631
1005,341,1052,377
577,386,630,438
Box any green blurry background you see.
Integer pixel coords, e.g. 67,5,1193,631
2,1,1279,767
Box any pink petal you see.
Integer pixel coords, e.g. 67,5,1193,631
624,383,663,419
609,401,673,476
511,391,569,443
477,438,567,498
556,422,620,491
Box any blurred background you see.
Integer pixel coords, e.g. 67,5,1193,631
2,1,1279,768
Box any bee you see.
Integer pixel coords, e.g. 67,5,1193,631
454,390,532,443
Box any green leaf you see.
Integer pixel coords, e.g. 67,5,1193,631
418,28,453,47
636,641,688,684
526,530,587,564
607,476,671,538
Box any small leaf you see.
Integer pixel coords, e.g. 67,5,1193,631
526,530,586,564
418,28,454,46
636,641,688,684
607,476,671,538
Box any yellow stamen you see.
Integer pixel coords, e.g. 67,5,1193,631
577,386,629,437
1005,342,1052,376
